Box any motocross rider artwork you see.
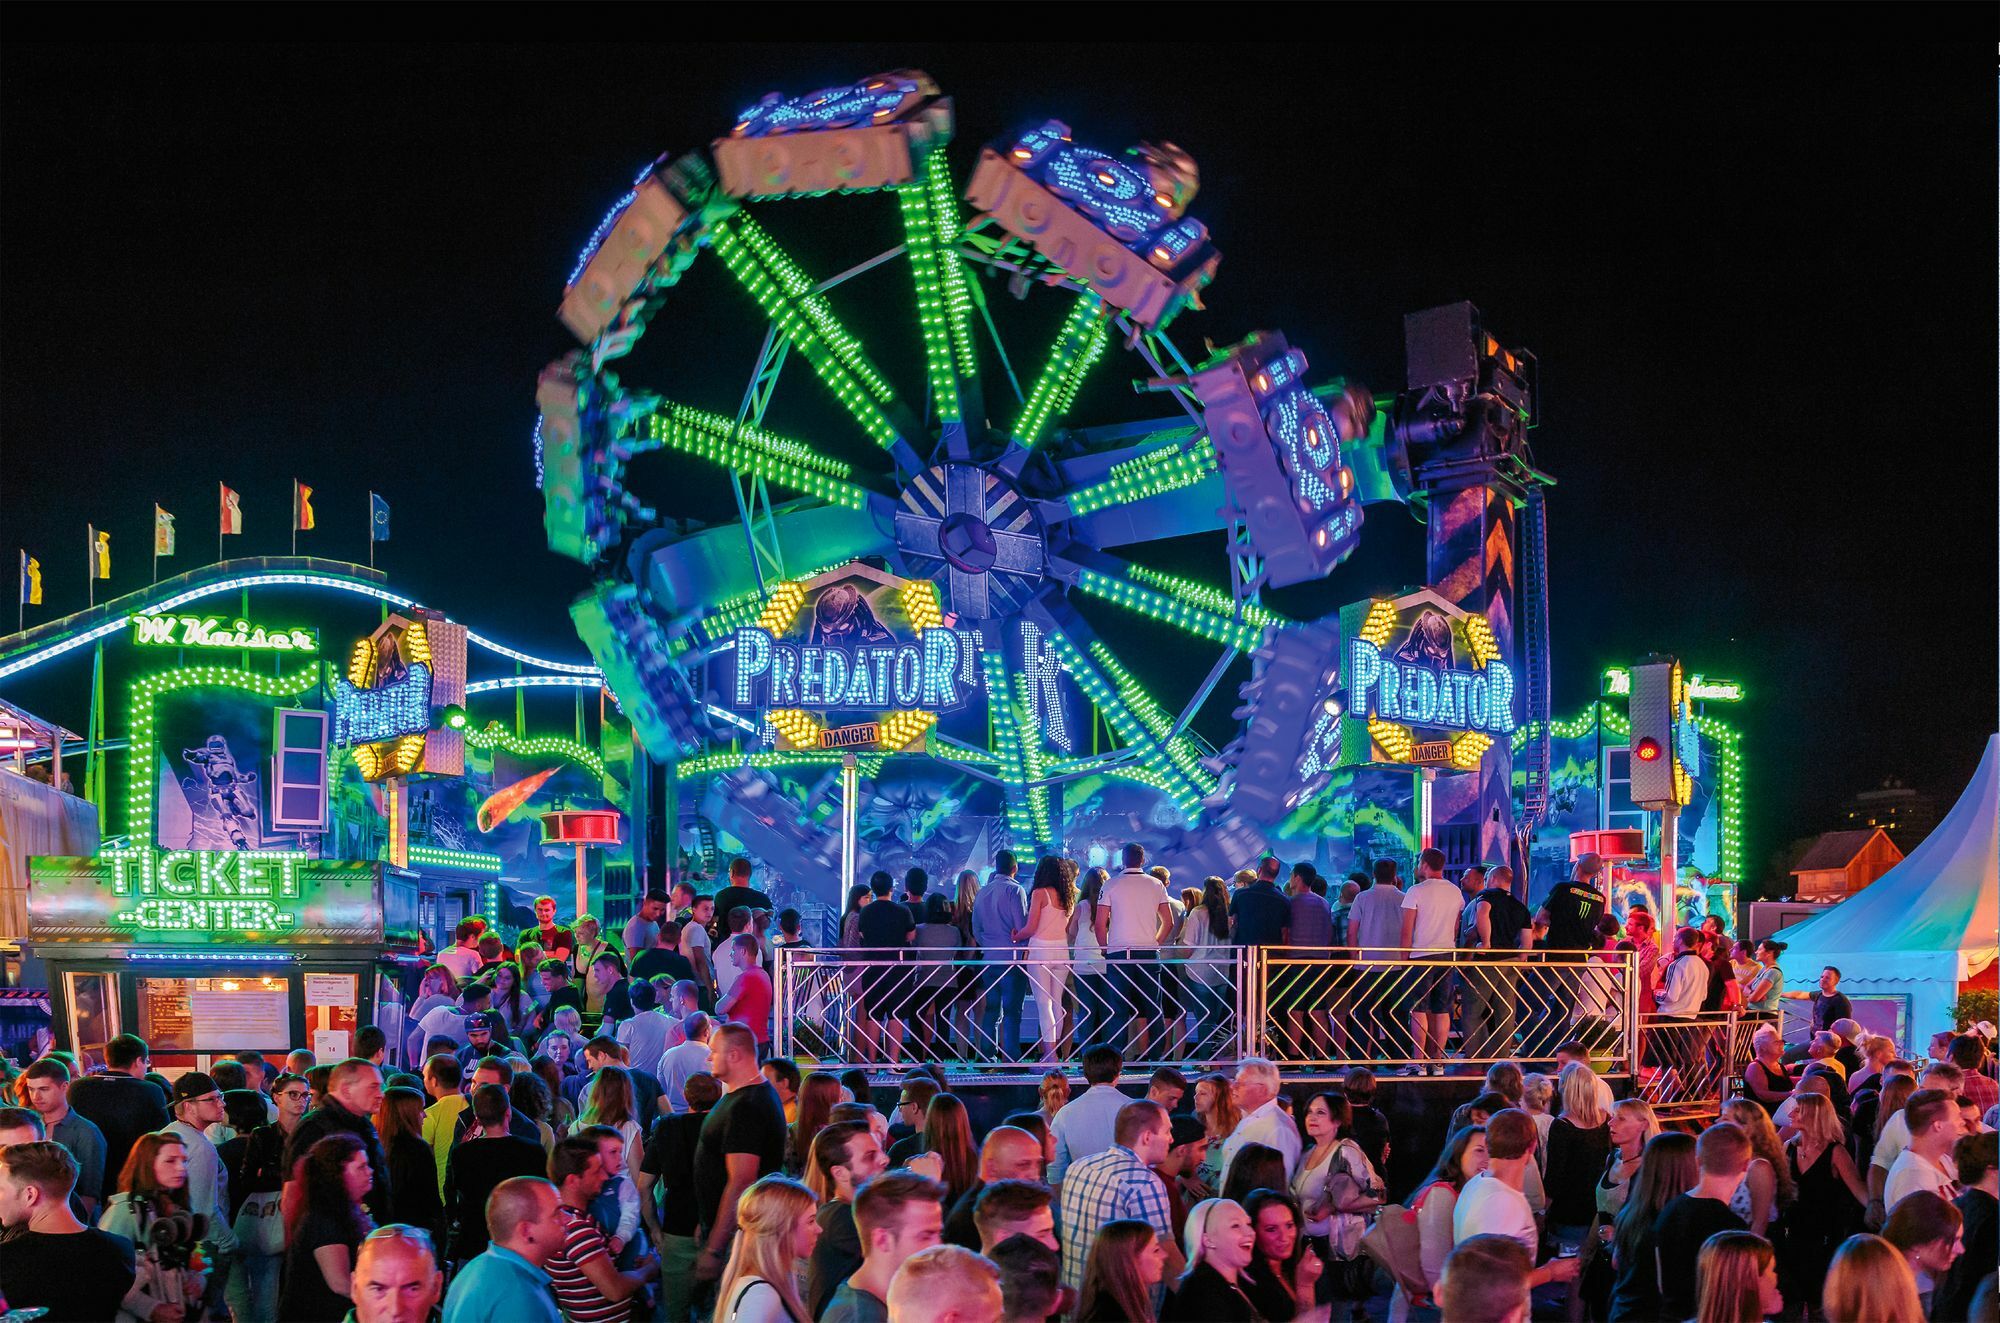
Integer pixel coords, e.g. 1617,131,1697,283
154,691,277,852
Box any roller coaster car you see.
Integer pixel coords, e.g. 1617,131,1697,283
715,70,953,200
559,154,716,346
967,121,1219,330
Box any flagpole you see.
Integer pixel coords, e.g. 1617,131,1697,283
291,481,298,557
86,528,94,610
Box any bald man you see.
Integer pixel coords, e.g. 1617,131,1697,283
944,1126,1045,1249
352,1226,444,1323
887,1245,1003,1323
443,1177,564,1323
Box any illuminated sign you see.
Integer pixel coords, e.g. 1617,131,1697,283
133,614,318,653
331,610,466,779
1338,589,1515,771
721,562,975,753
28,852,383,945
1603,666,1743,703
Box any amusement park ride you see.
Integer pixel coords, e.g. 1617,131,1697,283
535,70,1557,892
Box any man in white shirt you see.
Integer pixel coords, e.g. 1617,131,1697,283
1869,1062,1965,1228
1095,843,1174,1061
1886,1089,1963,1209
615,979,676,1083
1219,1057,1302,1181
1400,848,1465,1077
1452,1109,1581,1293
1048,1044,1130,1182
1654,927,1708,1016
658,1013,714,1114
678,895,716,995
435,919,485,980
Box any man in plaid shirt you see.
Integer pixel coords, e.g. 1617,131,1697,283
1055,1101,1186,1290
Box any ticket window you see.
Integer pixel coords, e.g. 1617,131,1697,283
302,972,360,1061
65,971,119,1065
134,976,293,1055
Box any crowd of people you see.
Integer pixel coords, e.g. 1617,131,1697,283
0,848,1992,1322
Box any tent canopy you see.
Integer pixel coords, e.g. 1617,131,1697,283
1773,734,1999,1036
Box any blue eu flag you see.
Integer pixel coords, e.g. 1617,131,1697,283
369,492,391,542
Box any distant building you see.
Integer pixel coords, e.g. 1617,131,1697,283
1790,828,1904,902
1843,779,1939,849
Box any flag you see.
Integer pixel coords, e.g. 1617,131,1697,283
19,552,40,605
89,526,110,580
154,505,176,556
220,483,243,536
294,481,316,532
370,492,391,542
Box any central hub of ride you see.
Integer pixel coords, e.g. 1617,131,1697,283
894,462,1046,621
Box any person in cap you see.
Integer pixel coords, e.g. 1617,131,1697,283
166,1070,242,1315
1152,1113,1212,1240
453,1011,509,1069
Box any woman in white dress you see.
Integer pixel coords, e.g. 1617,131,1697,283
1015,855,1077,1062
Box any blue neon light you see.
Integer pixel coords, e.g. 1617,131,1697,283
1008,120,1209,260
1347,639,1516,735
733,73,927,138
332,662,434,745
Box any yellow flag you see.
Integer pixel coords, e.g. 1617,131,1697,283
155,505,176,556
88,526,110,580
19,552,40,606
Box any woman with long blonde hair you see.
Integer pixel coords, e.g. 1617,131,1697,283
1694,1230,1782,1323
1596,1098,1660,1222
1821,1232,1925,1323
1781,1092,1869,1314
1722,1098,1793,1236
717,1175,820,1323
1546,1063,1612,1236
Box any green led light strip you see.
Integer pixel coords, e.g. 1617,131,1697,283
1125,565,1285,631
709,218,900,450
1072,568,1262,652
1068,439,1218,516
126,664,322,846
897,177,961,423
1087,641,1217,796
1015,296,1109,449
1512,701,1745,881
1043,629,1204,820
1012,672,1053,845
981,652,1039,848
644,407,868,509
924,154,978,380
460,725,606,780
405,845,504,875
731,214,899,406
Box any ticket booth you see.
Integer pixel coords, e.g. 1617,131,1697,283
28,850,422,1069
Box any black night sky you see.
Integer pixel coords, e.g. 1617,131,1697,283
3,41,1993,889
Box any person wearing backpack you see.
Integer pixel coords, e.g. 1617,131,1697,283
1461,865,1534,1061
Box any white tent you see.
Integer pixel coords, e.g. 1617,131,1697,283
1772,734,1999,1043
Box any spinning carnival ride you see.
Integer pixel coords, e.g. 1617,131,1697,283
536,70,1551,886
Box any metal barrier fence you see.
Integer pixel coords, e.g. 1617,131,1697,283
774,947,1251,1077
1257,948,1638,1077
1635,1011,1763,1123
774,946,1640,1081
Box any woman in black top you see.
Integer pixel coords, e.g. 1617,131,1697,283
1078,1220,1171,1322
1164,1197,1265,1323
376,1086,444,1245
1238,1190,1323,1322
1221,1143,1288,1209
278,1133,375,1323
1544,1065,1612,1234
1606,1133,1696,1321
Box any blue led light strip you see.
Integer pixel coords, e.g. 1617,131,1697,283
1,572,601,683
466,676,604,695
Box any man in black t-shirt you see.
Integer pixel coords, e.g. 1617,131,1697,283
0,1141,135,1323
637,1072,721,1323
1462,864,1534,1058
65,1034,169,1202
1653,1122,1751,1319
691,1024,787,1287
855,871,916,1062
1536,853,1606,951
709,858,774,944
631,920,697,985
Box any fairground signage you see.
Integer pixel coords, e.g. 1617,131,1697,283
1339,589,1515,771
28,851,384,945
722,562,974,753
133,614,318,653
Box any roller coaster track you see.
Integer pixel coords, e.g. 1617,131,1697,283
0,556,602,687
